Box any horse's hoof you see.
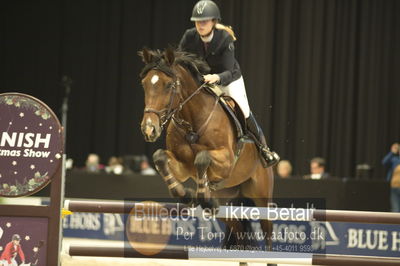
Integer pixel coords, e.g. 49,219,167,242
199,197,219,215
180,188,197,207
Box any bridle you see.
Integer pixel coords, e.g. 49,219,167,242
143,78,181,130
143,73,208,131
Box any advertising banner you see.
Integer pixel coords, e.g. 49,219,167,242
62,209,400,258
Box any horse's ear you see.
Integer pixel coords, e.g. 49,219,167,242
164,47,175,66
138,47,152,64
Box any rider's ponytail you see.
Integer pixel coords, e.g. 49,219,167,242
215,23,237,41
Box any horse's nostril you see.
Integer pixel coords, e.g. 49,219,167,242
145,125,155,137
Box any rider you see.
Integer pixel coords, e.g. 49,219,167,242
0,234,25,266
179,0,279,167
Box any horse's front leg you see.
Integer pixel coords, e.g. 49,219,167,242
153,149,195,205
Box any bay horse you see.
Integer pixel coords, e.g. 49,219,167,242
139,47,274,249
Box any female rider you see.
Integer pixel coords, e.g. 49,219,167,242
179,0,279,167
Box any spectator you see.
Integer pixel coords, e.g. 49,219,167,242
303,157,329,180
382,143,400,212
105,156,124,175
84,153,104,173
140,156,157,176
276,160,293,179
391,165,400,212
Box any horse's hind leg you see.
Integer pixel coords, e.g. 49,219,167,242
153,149,195,205
253,198,274,248
241,167,276,266
194,150,219,210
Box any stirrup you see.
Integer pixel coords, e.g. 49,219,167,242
261,147,280,168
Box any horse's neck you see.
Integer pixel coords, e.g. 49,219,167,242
177,68,215,128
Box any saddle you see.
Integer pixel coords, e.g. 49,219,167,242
204,85,245,137
204,85,254,153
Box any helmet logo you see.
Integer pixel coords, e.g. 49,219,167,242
197,2,207,14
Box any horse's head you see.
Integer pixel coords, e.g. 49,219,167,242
139,48,179,142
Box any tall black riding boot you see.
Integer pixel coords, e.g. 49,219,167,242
246,112,280,168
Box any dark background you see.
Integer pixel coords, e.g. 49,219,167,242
1,0,399,178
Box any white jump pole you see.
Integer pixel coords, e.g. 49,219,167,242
64,199,400,224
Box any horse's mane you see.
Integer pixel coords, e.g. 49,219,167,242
174,50,210,80
140,48,210,84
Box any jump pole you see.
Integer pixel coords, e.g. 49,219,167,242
68,245,400,265
64,199,400,224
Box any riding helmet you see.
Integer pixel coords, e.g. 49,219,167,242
190,0,221,21
12,234,21,241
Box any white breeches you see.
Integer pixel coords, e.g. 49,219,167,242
0,259,18,266
219,76,250,118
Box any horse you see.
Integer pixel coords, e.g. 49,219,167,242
138,47,274,251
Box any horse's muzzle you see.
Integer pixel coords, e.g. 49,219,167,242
141,121,161,142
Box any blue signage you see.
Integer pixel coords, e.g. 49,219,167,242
62,211,400,258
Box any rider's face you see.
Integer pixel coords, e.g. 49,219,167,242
195,20,214,37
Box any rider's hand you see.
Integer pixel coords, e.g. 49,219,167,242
203,74,220,84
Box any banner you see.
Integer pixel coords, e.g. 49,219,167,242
62,211,400,258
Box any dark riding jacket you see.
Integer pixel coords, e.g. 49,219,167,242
179,27,242,86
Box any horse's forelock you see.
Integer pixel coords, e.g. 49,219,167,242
140,51,175,78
